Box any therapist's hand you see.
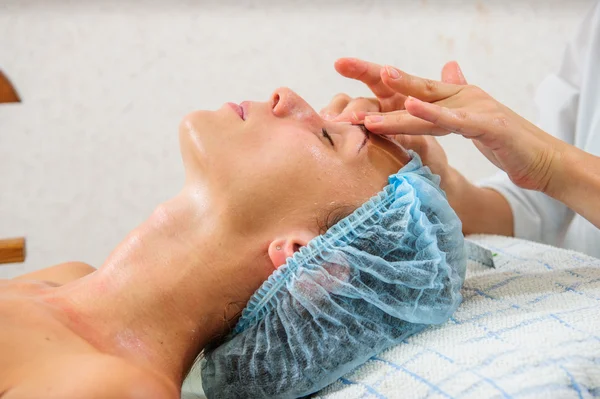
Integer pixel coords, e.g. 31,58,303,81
319,59,466,191
360,64,600,230
320,58,466,121
324,58,516,237
360,65,568,193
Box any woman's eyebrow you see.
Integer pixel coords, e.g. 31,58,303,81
355,123,368,132
356,124,371,153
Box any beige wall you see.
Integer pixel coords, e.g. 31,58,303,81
0,0,595,277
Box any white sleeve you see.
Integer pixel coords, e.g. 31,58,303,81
477,2,599,245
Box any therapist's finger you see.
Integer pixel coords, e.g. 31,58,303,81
381,66,463,103
319,93,352,120
334,97,381,122
441,61,468,85
404,96,481,137
334,58,397,99
363,110,451,136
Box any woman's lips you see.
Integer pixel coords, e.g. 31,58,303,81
227,102,244,120
239,101,250,120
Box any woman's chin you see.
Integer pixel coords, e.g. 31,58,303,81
178,121,209,176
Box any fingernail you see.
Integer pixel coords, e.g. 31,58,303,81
351,111,360,122
386,66,400,79
366,116,383,124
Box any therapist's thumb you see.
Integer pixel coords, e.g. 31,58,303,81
441,61,467,85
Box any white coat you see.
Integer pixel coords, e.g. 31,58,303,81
480,2,600,257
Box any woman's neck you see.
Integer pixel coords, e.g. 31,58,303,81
48,191,267,385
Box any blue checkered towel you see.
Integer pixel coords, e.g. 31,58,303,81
315,235,600,399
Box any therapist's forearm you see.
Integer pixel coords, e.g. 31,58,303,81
546,145,600,229
445,167,514,237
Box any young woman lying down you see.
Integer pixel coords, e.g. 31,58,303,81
1,87,466,399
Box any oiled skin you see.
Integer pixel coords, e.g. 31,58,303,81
0,263,178,399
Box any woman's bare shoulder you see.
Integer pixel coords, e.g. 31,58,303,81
4,353,179,399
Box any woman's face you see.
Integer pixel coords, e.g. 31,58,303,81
179,87,411,235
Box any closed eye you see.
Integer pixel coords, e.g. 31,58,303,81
321,128,335,147
357,124,370,152
358,124,371,137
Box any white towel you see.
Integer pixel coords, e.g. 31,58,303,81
315,235,600,399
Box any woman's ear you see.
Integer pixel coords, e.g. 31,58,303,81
267,230,316,270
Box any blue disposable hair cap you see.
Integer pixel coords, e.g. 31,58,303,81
201,151,467,398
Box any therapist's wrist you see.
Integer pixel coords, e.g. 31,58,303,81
542,141,580,201
543,142,600,229
546,143,600,202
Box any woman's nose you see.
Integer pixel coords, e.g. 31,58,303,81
270,87,321,125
